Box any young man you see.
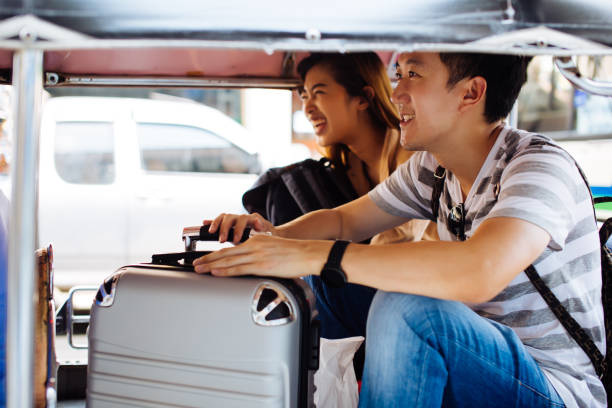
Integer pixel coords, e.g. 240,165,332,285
194,52,604,407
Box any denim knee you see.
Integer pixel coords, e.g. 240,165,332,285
361,292,567,408
366,292,460,346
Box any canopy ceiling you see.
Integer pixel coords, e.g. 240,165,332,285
0,0,611,84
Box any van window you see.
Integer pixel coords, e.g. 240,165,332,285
54,121,116,184
137,122,259,174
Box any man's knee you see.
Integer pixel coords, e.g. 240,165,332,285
366,292,463,343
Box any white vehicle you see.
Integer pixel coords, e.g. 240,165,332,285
37,96,261,288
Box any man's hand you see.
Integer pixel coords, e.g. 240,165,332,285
192,235,332,278
204,212,276,244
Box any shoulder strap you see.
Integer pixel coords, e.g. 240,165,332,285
428,154,611,376
524,265,606,377
595,196,612,205
524,166,612,378
431,166,446,219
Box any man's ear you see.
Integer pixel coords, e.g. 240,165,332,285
356,85,375,111
459,76,486,112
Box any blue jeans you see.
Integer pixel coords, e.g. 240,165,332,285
304,276,565,407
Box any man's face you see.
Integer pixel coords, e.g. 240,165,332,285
392,52,463,152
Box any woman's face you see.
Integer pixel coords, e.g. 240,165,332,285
300,64,363,147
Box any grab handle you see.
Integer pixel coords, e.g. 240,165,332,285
554,57,612,97
182,225,251,251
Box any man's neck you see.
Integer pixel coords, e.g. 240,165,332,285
433,121,503,200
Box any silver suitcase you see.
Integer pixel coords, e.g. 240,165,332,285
86,226,319,407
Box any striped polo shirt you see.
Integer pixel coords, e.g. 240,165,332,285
369,125,605,407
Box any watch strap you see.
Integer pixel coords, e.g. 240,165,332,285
321,240,350,288
325,240,350,268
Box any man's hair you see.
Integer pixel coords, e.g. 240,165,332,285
438,53,532,123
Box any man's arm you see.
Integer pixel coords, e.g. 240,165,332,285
197,213,549,304
343,216,550,303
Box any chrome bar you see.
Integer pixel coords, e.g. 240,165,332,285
508,100,518,128
45,74,300,89
7,43,43,408
65,286,97,350
554,56,612,97
545,131,612,142
1,35,611,57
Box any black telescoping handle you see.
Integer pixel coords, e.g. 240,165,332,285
198,224,251,243
182,225,251,252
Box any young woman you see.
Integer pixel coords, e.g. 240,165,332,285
298,52,434,244
243,52,435,377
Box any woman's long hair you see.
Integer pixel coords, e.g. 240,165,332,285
297,52,399,167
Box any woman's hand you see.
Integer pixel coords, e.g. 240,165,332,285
192,235,332,279
204,212,276,244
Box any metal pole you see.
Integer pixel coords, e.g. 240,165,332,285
7,33,43,408
508,100,518,128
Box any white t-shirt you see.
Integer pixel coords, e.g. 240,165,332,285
369,125,605,407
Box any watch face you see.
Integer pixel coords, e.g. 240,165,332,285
321,266,346,288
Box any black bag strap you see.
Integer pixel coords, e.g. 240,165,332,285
522,167,612,378
431,166,446,219
595,196,612,205
525,264,606,377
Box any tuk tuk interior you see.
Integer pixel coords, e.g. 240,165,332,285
1,0,612,406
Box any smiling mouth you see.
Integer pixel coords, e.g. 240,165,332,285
310,118,327,132
400,113,415,123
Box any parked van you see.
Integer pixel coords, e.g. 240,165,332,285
33,97,262,288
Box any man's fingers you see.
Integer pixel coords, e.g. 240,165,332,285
192,235,279,275
211,260,269,277
192,243,255,267
198,255,257,275
210,265,244,277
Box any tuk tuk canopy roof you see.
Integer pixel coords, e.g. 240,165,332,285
1,0,612,86
0,0,611,85
0,0,610,44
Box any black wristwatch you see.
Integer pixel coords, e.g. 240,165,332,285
320,240,350,288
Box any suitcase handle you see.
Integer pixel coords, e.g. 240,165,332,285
151,250,211,266
182,225,251,251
